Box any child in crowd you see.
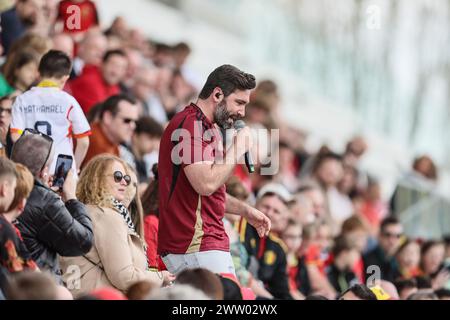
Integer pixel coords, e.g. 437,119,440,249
281,219,304,299
10,50,91,173
395,239,422,279
326,236,361,294
296,220,336,298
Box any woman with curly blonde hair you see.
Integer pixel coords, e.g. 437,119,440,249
60,154,163,297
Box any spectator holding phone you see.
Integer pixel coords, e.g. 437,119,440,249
10,131,94,282
10,50,91,174
53,163,68,188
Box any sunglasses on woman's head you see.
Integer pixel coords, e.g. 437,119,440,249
112,171,132,186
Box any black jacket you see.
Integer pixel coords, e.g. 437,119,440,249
363,245,399,282
16,179,94,278
0,215,36,292
240,219,293,300
326,264,359,293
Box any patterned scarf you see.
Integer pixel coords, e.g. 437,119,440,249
111,198,137,235
110,198,150,270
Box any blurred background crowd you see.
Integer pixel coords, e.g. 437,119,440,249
0,0,449,301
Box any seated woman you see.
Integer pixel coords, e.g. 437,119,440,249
60,154,163,297
395,239,422,280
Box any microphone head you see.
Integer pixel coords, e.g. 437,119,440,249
234,120,246,130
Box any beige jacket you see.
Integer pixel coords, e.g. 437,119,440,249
60,205,162,297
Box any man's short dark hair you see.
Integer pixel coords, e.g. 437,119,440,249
394,278,417,293
332,236,356,257
100,94,136,120
312,152,343,174
173,42,191,54
0,95,14,105
434,288,450,299
339,284,377,300
380,216,401,233
414,276,432,289
198,64,256,99
219,276,242,300
11,133,53,177
135,116,163,138
407,291,439,300
305,294,329,300
102,49,127,63
176,268,224,300
5,271,57,300
38,50,72,78
443,235,450,247
154,43,173,54
420,240,445,259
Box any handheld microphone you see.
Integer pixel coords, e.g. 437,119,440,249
234,120,255,173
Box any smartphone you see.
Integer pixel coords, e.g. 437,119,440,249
53,154,73,189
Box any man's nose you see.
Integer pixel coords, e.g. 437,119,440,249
238,107,245,118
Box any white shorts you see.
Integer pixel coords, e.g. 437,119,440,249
162,250,236,276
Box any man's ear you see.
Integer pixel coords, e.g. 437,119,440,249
17,198,27,212
0,181,8,197
103,111,113,125
212,87,223,103
0,182,5,197
40,165,49,180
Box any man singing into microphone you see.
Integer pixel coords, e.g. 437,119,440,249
158,64,271,276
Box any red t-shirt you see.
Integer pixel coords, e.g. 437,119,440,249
353,257,365,283
287,255,299,292
304,244,329,276
233,165,252,193
157,103,229,255
58,0,99,34
66,65,120,114
144,215,159,268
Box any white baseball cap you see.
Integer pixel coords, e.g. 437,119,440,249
256,183,293,204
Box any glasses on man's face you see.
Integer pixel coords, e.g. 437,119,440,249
0,107,12,115
116,115,137,125
110,171,132,186
382,232,403,239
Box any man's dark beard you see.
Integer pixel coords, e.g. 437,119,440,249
213,100,233,129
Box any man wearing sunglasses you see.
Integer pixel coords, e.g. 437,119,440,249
82,94,139,168
158,65,271,276
363,217,403,282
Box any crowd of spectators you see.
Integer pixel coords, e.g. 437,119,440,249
0,0,449,301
